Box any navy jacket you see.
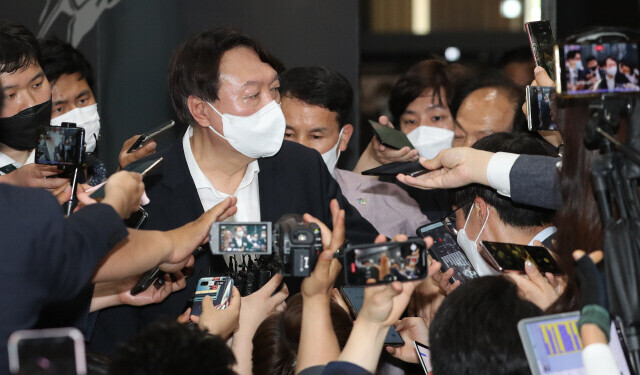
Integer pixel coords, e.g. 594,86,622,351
89,139,378,353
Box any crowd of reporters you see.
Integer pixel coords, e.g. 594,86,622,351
0,17,634,375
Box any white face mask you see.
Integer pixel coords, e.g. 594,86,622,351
456,204,499,276
406,125,454,159
606,66,618,77
321,127,344,177
207,100,286,158
50,103,101,153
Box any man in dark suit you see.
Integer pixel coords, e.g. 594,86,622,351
594,56,631,92
89,27,378,354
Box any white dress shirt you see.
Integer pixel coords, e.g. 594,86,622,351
182,126,261,222
0,150,35,175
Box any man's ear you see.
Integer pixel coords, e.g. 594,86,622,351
187,95,213,128
338,124,354,152
474,197,490,224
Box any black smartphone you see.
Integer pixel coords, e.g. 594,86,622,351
339,286,405,347
525,20,556,81
127,120,175,153
414,341,432,374
361,160,428,177
479,241,562,275
417,221,478,284
555,41,640,97
369,120,414,150
343,239,427,286
35,125,85,167
526,86,558,131
124,206,148,229
8,327,87,375
89,156,163,200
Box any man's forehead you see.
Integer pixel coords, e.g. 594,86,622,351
0,62,43,86
218,47,277,86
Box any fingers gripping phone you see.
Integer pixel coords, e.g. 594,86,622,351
525,20,556,80
339,286,405,347
190,276,234,316
127,120,175,153
361,161,428,177
479,241,562,275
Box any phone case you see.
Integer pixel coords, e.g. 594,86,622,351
191,276,234,316
480,241,562,275
369,120,414,150
422,222,478,283
361,161,427,177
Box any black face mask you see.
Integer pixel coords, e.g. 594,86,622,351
0,99,52,151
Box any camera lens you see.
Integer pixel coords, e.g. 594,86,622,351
200,281,208,286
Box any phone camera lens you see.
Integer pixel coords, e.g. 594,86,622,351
200,281,208,286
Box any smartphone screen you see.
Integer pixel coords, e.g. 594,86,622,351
526,20,556,80
414,341,433,374
35,126,85,167
526,86,557,131
418,222,478,284
480,241,562,275
344,239,427,286
340,287,405,346
8,328,87,375
556,41,640,96
191,276,234,316
369,120,414,150
210,222,272,254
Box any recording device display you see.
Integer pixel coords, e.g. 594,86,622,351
525,20,556,80
518,312,634,375
210,222,272,254
418,221,478,284
369,120,414,150
8,327,87,375
127,119,175,153
343,239,427,286
479,241,562,275
555,41,640,96
361,160,428,177
190,276,234,316
210,215,322,278
414,341,433,374
526,86,558,131
339,287,405,347
35,125,85,167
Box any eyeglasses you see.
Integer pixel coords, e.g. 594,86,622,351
435,202,473,237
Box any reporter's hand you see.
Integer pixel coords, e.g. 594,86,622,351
504,259,565,310
0,163,69,190
370,116,419,164
523,66,556,115
396,148,493,190
159,197,237,274
119,271,188,306
101,171,144,219
119,135,157,169
386,317,430,363
191,287,241,339
237,273,289,337
359,280,420,328
430,265,461,295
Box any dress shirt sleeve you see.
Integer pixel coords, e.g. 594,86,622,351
486,152,520,197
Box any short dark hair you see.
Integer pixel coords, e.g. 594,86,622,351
586,56,598,64
39,37,94,90
0,20,41,75
567,50,581,60
496,45,535,69
279,66,353,127
168,27,285,126
252,293,353,375
450,132,557,228
389,58,471,128
450,70,526,132
429,276,542,375
108,320,236,375
605,56,617,64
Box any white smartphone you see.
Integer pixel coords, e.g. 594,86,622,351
414,340,433,374
8,327,87,375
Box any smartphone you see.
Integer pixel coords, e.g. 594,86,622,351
190,276,234,316
369,120,414,150
127,120,175,153
518,311,635,375
361,160,428,177
414,341,433,374
35,125,85,167
525,20,556,81
417,221,478,284
124,206,148,229
339,286,405,347
343,239,427,286
8,327,87,375
555,41,640,97
526,86,558,131
479,241,562,275
88,156,163,199
210,222,272,254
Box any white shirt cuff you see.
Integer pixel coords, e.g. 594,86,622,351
486,152,519,197
582,343,620,375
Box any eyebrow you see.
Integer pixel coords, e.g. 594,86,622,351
2,71,45,90
241,74,279,88
75,89,90,101
309,127,328,133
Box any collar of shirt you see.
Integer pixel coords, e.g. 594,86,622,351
0,150,35,175
182,126,261,220
528,225,557,246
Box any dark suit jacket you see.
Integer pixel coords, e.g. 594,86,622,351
0,183,128,372
89,139,378,354
595,72,630,91
509,154,562,210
